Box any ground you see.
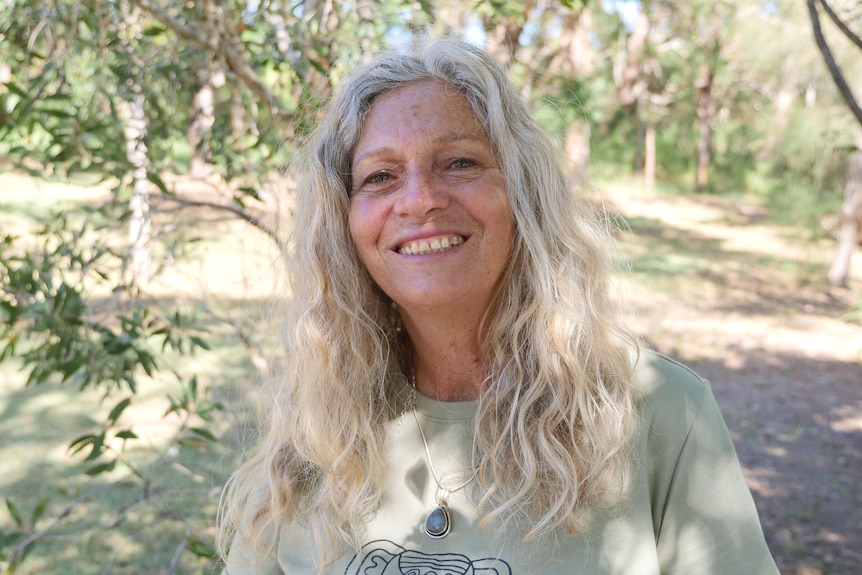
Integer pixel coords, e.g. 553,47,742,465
1,172,860,573
603,180,862,575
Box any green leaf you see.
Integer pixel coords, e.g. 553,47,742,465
416,0,434,17
114,430,138,440
189,426,218,442
85,459,116,476
238,186,261,201
308,59,328,76
83,432,105,461
4,82,28,98
43,92,72,102
58,356,87,381
185,535,217,558
6,499,25,528
31,497,50,525
177,436,206,449
68,434,96,455
147,172,171,195
107,397,132,425
121,374,137,393
108,64,132,81
189,336,210,350
138,351,156,377
196,401,224,422
39,107,74,119
142,23,167,37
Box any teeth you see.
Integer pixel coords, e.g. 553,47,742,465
399,235,464,255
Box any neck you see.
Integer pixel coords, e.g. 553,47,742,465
401,308,487,402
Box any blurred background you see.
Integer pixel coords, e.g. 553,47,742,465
1,0,861,573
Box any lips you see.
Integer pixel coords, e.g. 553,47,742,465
397,235,465,255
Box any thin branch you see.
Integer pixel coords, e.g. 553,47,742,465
5,483,110,563
819,0,862,51
807,0,862,128
152,195,280,245
128,0,293,124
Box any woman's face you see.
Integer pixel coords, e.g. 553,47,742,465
348,80,514,316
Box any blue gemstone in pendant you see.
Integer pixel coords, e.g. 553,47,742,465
424,505,451,538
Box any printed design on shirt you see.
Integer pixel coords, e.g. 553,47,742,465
344,539,512,575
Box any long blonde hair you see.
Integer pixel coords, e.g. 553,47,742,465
218,37,637,567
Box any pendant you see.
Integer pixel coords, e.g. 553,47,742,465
424,504,451,538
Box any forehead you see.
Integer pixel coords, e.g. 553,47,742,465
351,81,491,169
362,80,484,132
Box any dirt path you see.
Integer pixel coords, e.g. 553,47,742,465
604,182,862,575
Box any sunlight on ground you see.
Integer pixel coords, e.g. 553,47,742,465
0,170,271,574
0,171,112,230
3,171,861,573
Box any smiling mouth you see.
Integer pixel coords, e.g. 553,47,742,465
397,235,465,255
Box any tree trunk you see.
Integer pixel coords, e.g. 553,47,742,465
694,61,715,193
828,143,862,288
645,122,656,191
188,66,216,179
482,10,529,66
615,9,650,107
565,120,591,184
118,0,151,287
764,87,795,154
694,3,720,194
121,91,152,287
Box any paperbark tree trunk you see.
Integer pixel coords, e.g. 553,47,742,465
188,67,216,179
807,0,862,286
565,120,591,184
121,90,152,287
118,0,151,287
482,1,535,67
828,145,862,288
644,121,656,192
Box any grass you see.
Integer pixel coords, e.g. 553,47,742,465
599,178,842,306
2,168,860,574
0,333,256,574
0,170,277,574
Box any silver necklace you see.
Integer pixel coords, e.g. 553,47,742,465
408,376,479,539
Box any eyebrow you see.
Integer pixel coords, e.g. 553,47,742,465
352,131,489,168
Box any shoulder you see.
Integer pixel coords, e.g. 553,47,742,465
631,347,710,407
630,348,712,430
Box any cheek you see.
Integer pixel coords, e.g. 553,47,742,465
347,202,378,263
487,193,515,243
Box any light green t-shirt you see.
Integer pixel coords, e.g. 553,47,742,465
226,350,779,574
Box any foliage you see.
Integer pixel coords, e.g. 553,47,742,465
762,106,851,229
0,0,433,570
1,0,862,571
0,204,228,573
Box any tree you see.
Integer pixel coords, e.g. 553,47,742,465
692,1,723,193
4,0,862,570
807,0,862,287
0,1,431,571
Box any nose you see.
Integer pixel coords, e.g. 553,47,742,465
394,167,449,220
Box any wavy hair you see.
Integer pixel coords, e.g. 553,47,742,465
218,37,637,568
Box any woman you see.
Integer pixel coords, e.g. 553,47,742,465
219,38,779,574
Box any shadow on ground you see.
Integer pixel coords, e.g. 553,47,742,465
615,190,862,575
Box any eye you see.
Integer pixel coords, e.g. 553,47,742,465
366,171,391,184
355,171,394,190
450,158,476,169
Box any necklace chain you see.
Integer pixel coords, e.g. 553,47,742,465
408,375,479,498
407,372,479,539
